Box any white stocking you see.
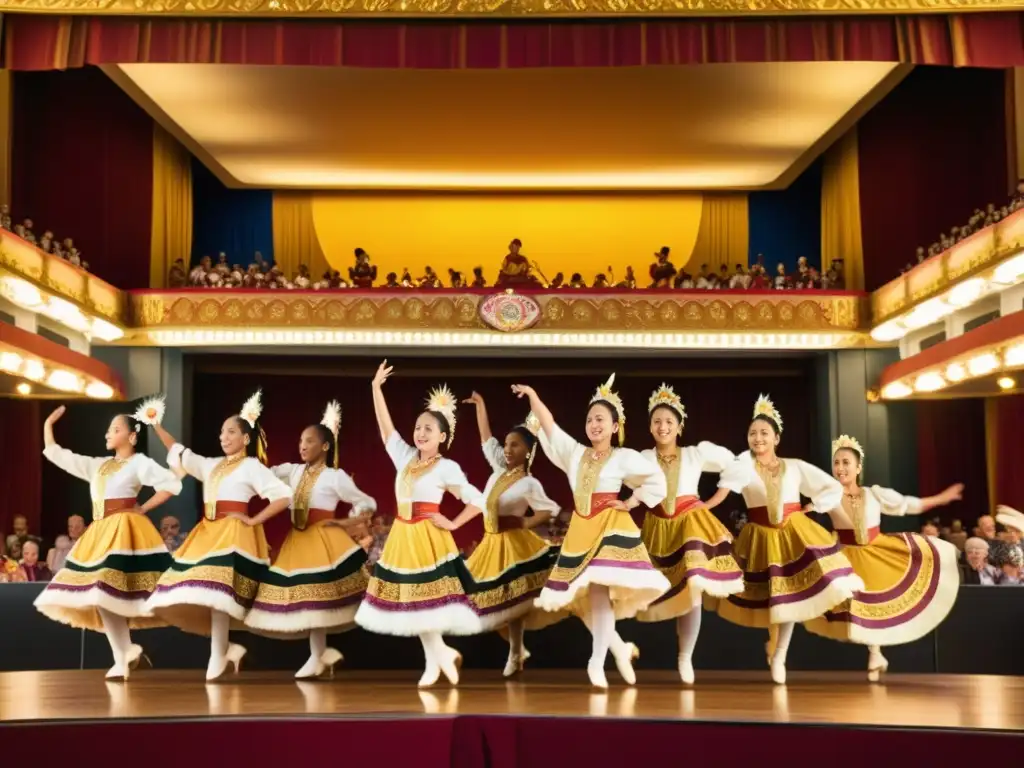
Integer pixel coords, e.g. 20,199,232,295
98,607,131,668
588,584,614,666
508,618,525,657
208,610,231,676
675,609,701,683
309,628,327,660
771,622,794,660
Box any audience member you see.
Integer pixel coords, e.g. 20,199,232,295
4,514,42,561
160,515,185,551
14,541,52,583
960,538,1001,584
47,514,86,573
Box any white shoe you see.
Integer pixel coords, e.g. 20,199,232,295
105,659,129,682
226,643,247,673
125,644,151,671
765,640,786,685
677,654,695,685
612,642,639,685
868,650,889,682
207,643,247,682
503,648,531,678
295,655,326,680
587,659,609,690
418,659,441,688
439,647,462,686
320,648,343,677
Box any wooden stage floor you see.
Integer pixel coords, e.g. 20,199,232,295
1,669,1022,731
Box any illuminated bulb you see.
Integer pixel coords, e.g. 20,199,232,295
914,372,947,392
967,352,1000,377
22,360,45,381
0,351,23,373
15,382,31,396
90,318,125,342
45,297,91,333
84,381,114,399
946,277,987,308
1004,343,1024,367
46,370,82,392
945,363,967,382
881,381,913,399
997,376,1016,390
993,252,1024,284
902,298,952,330
0,277,44,309
870,320,906,343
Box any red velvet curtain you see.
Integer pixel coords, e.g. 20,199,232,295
10,68,153,288
916,398,989,529
191,358,813,551
6,15,1024,70
858,66,1009,291
991,394,1024,513
0,400,42,546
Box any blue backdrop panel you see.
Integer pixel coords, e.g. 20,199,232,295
190,157,274,267
748,159,822,270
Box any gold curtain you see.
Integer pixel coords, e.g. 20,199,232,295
149,124,192,288
685,193,749,273
272,192,329,281
820,128,865,291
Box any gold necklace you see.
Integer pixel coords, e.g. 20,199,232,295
656,450,678,466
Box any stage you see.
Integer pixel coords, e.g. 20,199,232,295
2,670,1022,765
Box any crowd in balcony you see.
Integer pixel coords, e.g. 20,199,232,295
0,205,89,272
170,241,847,292
898,181,1024,277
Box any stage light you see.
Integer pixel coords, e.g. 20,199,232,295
46,369,82,392
15,382,31,396
945,363,967,382
85,381,114,399
1004,343,1024,367
870,320,906,343
881,381,913,399
993,252,1024,284
0,277,44,309
90,318,125,342
967,352,1000,377
0,351,23,373
997,376,1016,390
44,297,91,333
902,298,951,330
914,372,946,393
22,359,45,381
946,277,987,308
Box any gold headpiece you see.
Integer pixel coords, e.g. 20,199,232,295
648,383,686,422
133,395,166,427
752,394,783,432
426,384,457,448
590,373,626,444
831,434,864,460
239,389,268,464
321,400,342,469
523,411,541,472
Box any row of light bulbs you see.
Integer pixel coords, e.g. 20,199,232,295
0,350,115,399
0,276,125,342
880,342,1024,398
871,253,1024,343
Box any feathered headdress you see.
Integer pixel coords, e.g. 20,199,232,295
133,395,166,428
648,383,686,426
590,373,626,444
426,384,458,448
523,411,541,472
321,399,342,469
239,389,268,465
752,394,783,432
831,434,865,460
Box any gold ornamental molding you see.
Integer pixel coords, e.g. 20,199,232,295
128,288,867,350
1,0,1023,16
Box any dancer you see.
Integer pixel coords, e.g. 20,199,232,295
511,375,670,689
713,395,863,684
245,401,377,679
441,392,560,677
635,384,746,684
34,401,181,680
145,390,293,681
354,360,486,687
805,435,962,681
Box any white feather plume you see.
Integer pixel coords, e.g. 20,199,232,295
240,389,263,428
321,399,342,437
133,396,166,426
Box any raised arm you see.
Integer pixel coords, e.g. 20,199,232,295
43,406,65,448
41,406,104,481
511,384,554,439
463,391,493,445
371,359,396,445
151,423,178,452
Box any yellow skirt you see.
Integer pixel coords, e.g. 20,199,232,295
804,532,959,646
636,506,745,623
464,528,563,632
711,513,864,628
144,517,271,636
245,521,370,637
354,519,481,636
34,512,172,632
536,506,669,620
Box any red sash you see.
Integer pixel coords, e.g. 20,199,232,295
837,527,880,546
395,502,442,524
575,492,620,520
210,500,250,520
103,498,138,515
651,495,702,520
747,502,803,528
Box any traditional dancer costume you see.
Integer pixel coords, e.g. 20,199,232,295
458,401,561,677
520,375,669,688
635,384,745,684
713,395,863,684
34,400,181,680
354,376,487,687
246,401,376,679
804,435,960,681
145,391,293,680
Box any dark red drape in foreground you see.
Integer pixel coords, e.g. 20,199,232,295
858,66,1009,292
192,362,812,552
6,14,1024,70
991,394,1024,513
0,400,42,544
916,398,989,530
11,67,153,289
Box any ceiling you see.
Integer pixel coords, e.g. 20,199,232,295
106,62,906,192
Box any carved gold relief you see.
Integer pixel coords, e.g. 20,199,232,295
2,0,1020,15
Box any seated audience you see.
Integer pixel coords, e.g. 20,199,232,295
960,537,1001,584
4,514,42,561
13,541,51,583
47,514,86,574
160,515,185,551
993,544,1024,585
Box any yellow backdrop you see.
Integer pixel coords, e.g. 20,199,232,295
311,193,704,284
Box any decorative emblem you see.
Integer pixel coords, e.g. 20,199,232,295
478,291,541,333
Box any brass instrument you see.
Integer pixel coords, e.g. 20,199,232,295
530,260,552,288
